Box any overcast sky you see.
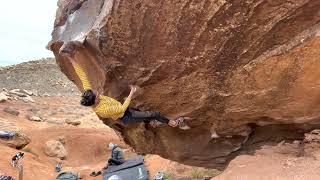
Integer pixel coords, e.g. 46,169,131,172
0,0,57,66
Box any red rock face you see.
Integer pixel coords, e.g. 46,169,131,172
48,0,320,169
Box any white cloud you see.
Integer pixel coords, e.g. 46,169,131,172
0,0,58,66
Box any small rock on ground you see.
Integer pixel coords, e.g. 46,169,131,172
3,107,20,116
44,140,67,159
42,93,51,97
21,95,35,103
28,115,42,122
65,119,81,126
0,93,9,103
21,89,34,96
9,89,27,97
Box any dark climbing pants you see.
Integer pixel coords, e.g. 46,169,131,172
108,158,124,165
121,108,170,124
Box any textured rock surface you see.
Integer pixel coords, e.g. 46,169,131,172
65,119,81,126
44,140,68,159
0,93,8,103
0,133,31,149
48,0,320,169
27,116,43,122
3,107,20,116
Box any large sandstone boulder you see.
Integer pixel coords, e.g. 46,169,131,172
44,140,67,159
48,0,320,169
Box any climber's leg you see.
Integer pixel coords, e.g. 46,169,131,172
121,108,191,130
121,108,151,124
130,108,169,123
121,108,169,124
108,158,123,165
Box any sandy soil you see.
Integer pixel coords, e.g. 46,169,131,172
0,96,123,180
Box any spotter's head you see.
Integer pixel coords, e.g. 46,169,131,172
108,143,115,150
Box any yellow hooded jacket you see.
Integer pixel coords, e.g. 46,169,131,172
72,62,130,120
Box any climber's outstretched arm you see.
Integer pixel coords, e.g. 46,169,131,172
97,86,137,119
121,85,137,110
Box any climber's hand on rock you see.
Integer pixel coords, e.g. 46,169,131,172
129,85,138,95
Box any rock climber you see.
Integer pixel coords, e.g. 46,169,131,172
60,46,188,129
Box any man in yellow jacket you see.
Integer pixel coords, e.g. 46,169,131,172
69,59,187,128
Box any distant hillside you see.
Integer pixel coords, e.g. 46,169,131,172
0,58,78,96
